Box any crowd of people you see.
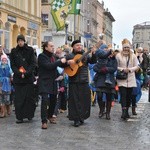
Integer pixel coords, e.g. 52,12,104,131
0,35,149,129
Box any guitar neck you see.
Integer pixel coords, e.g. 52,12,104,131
77,49,91,62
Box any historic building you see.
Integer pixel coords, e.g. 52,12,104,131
132,21,150,51
0,0,41,53
41,0,115,48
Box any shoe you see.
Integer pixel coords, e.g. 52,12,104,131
80,120,84,125
16,119,24,124
74,121,80,127
41,123,47,129
49,117,57,124
28,118,33,121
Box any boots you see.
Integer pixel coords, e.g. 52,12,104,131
121,107,127,120
126,107,130,118
6,105,11,115
0,105,6,118
99,101,105,118
132,107,137,115
106,101,111,120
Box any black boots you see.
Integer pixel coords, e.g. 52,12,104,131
106,101,111,120
132,107,137,115
121,107,130,120
74,121,81,127
99,102,105,118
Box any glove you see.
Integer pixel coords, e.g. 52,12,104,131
58,87,65,92
100,67,108,73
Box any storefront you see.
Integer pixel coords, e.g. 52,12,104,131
0,12,40,53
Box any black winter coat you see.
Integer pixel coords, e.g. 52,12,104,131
38,51,63,94
10,44,36,84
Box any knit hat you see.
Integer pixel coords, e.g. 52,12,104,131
1,54,8,61
100,44,108,50
71,40,81,47
17,34,25,42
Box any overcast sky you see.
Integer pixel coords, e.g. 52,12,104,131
99,0,150,48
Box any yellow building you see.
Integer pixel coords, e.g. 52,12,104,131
0,0,41,53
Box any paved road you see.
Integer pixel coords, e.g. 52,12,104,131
0,91,150,150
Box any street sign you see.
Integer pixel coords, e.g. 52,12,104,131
84,33,92,39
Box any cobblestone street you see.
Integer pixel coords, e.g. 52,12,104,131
0,91,150,150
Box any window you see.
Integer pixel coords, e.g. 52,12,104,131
42,0,48,3
42,14,48,25
135,32,140,40
4,31,10,53
149,32,150,40
26,36,31,46
44,36,52,41
32,38,37,45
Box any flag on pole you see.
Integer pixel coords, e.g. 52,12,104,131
69,0,81,14
51,0,72,31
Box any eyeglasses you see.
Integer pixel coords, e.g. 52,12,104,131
124,47,130,48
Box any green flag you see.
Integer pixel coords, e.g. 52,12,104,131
51,0,72,31
69,0,81,14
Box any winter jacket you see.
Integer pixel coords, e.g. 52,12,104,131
10,44,36,84
93,56,117,88
116,52,139,88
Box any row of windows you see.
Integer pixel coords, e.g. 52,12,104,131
134,32,150,40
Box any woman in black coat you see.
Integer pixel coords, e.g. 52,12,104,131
93,51,117,120
38,41,66,129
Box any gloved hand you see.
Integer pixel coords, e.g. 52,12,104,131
58,87,65,92
100,67,108,73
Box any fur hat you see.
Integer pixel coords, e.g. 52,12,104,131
17,34,25,42
71,40,81,47
122,38,131,48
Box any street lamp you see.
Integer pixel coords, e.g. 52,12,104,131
65,21,69,45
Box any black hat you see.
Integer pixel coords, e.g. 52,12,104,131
71,40,81,47
17,34,25,42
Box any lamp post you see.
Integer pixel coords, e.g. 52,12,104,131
65,21,69,45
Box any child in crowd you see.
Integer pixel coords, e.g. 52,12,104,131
93,44,112,85
0,55,12,117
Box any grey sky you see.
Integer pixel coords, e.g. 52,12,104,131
100,0,150,48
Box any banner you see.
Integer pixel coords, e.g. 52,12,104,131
51,0,72,31
69,0,81,14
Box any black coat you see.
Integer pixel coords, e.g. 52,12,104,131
38,51,63,94
66,50,97,83
10,44,36,84
93,56,117,88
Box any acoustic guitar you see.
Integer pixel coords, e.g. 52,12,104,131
64,49,92,76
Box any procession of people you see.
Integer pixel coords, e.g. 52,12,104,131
0,34,149,129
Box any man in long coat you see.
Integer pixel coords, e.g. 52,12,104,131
65,40,97,127
10,34,36,123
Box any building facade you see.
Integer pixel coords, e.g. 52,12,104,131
0,0,41,53
41,0,114,49
132,21,150,51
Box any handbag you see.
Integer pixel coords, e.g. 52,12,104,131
116,70,127,79
116,56,130,80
